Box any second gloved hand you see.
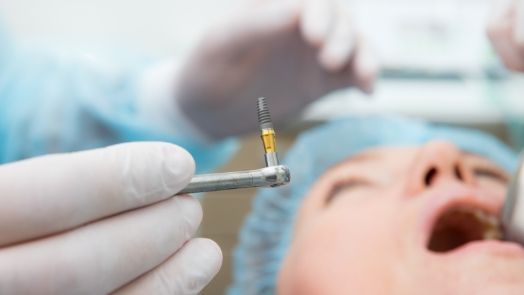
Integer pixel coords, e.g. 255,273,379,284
0,142,221,295
174,0,379,139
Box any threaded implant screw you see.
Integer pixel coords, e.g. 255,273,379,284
257,97,273,130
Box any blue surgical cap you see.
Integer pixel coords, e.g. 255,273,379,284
229,115,519,295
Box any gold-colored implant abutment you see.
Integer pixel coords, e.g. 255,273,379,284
261,128,277,153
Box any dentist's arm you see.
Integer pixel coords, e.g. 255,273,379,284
0,142,221,295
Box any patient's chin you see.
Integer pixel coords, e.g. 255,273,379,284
426,254,524,294
452,275,524,294
277,248,524,295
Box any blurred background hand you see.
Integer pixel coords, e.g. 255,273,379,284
175,0,379,139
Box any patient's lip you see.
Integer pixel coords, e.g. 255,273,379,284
447,239,524,258
417,185,524,255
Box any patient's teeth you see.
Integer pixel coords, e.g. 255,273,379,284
428,205,504,252
469,208,502,240
456,207,502,240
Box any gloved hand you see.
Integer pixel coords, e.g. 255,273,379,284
487,0,524,72
174,0,379,139
0,142,221,295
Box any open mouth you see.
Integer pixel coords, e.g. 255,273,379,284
427,205,502,253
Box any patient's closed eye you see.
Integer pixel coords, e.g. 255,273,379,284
473,167,508,184
326,179,371,204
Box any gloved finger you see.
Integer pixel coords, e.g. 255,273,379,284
515,0,524,46
351,38,380,93
319,8,356,72
488,10,524,72
486,0,524,71
0,142,194,247
113,238,222,295
0,195,202,295
321,38,379,95
300,0,335,47
486,0,513,30
493,38,524,71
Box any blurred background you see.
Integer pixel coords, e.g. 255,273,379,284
2,0,523,293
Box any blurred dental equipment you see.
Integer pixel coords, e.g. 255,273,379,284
501,156,524,244
177,98,290,195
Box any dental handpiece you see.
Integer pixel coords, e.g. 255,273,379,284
501,155,524,244
176,97,291,195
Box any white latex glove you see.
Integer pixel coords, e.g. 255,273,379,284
0,142,221,295
487,0,524,72
174,0,379,139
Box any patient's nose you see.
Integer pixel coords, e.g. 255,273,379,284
405,141,474,196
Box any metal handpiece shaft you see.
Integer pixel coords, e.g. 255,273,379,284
502,155,524,243
178,165,290,194
175,97,290,195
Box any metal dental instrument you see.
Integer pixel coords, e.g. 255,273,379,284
176,97,291,195
501,155,524,244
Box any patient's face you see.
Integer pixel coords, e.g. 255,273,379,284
278,141,524,294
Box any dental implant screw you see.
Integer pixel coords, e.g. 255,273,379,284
257,97,279,167
257,97,274,130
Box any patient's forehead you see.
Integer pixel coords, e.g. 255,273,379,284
331,145,506,172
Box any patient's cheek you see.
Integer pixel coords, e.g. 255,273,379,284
279,199,402,294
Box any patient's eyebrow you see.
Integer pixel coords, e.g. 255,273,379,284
337,151,379,167
323,152,379,205
325,178,370,204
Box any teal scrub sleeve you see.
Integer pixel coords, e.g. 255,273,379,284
0,29,238,173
